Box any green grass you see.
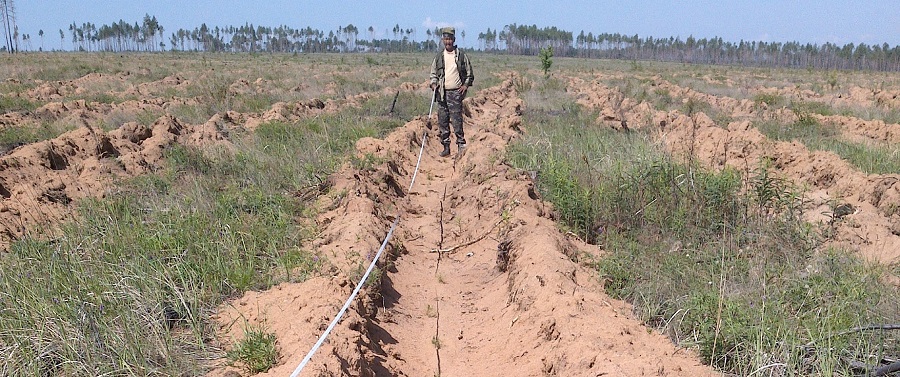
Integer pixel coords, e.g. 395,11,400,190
0,94,38,113
508,99,607,240
0,91,408,375
510,88,899,376
0,149,316,375
30,60,105,82
0,122,80,153
2,51,895,376
608,77,664,111
227,325,278,373
792,100,835,117
74,92,125,104
881,108,900,125
100,108,166,130
753,92,784,107
755,116,900,175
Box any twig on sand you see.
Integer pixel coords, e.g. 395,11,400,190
430,219,503,254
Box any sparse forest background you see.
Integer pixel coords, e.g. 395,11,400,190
3,12,900,71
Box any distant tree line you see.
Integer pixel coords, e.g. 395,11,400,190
14,15,900,71
484,24,574,57
479,25,900,71
165,23,439,53
64,15,164,52
54,18,440,54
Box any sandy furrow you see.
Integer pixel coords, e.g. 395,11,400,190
367,75,717,376
373,128,517,376
208,75,717,376
0,68,425,249
650,77,900,144
568,75,900,265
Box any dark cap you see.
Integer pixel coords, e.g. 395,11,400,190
440,27,455,37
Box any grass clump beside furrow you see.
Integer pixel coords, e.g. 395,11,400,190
0,94,38,113
0,92,414,375
227,324,278,374
509,77,899,376
755,109,900,175
0,122,78,155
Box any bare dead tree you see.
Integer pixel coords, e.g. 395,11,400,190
0,0,16,53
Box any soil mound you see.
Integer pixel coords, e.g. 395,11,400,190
0,115,231,246
0,72,423,249
567,76,900,265
207,75,715,376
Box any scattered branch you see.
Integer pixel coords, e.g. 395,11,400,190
430,219,503,254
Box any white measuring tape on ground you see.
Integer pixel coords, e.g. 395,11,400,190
290,117,430,376
289,215,400,377
408,131,428,191
410,89,435,192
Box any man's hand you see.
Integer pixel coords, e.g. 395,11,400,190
458,85,468,95
431,83,438,91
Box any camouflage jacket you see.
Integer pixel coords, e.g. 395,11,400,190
429,47,474,101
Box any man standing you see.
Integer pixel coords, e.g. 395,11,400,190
430,27,474,157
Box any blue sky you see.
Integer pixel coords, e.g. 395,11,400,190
13,0,900,50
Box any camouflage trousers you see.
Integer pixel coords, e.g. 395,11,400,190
437,90,466,146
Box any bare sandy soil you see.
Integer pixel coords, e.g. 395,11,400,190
650,77,900,144
2,56,898,376
566,75,900,265
206,75,717,376
0,71,418,248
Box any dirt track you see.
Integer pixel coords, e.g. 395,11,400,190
208,75,716,376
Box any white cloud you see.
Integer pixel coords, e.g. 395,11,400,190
422,17,447,29
422,17,466,32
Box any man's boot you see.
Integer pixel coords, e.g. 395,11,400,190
440,144,451,157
